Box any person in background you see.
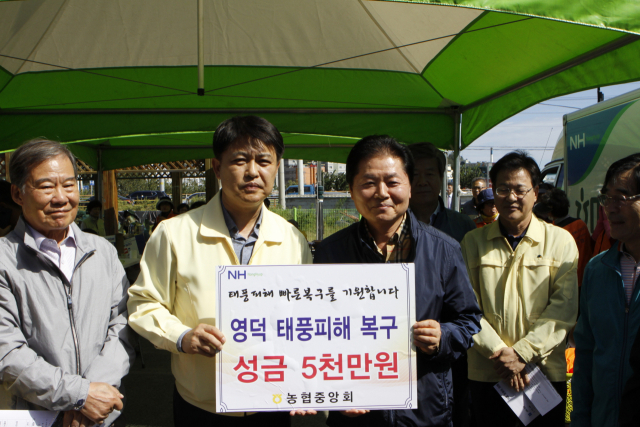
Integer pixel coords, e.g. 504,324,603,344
536,187,592,288
0,180,22,237
408,143,476,243
154,197,175,227
80,199,106,236
0,139,134,426
176,203,190,214
461,151,578,427
120,210,140,235
315,135,481,427
572,153,640,427
532,183,555,223
447,183,453,208
408,142,477,427
127,116,312,427
461,177,487,216
473,189,498,228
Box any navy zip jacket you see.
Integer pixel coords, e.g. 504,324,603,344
315,209,482,427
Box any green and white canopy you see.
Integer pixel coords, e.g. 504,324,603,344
1,0,640,169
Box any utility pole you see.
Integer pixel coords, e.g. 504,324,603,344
488,147,493,186
279,159,286,209
316,161,324,240
297,159,304,195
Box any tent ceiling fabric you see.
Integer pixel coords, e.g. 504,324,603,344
68,132,361,171
0,0,482,73
1,0,640,168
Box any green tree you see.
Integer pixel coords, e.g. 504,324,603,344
460,166,484,189
182,178,206,195
117,178,163,197
323,171,348,191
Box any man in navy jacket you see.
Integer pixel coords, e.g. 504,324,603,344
314,135,482,427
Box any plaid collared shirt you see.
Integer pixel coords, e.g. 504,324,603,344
363,214,412,263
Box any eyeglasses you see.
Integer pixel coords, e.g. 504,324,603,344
494,187,533,199
597,193,640,207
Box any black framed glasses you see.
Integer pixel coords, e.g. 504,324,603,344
494,187,533,199
597,193,640,207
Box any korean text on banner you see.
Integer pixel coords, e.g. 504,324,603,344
215,264,417,412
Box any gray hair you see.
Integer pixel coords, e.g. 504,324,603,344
10,139,78,191
471,177,487,186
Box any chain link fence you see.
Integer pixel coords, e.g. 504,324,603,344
271,208,360,241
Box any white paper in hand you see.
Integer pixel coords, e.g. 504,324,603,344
494,380,540,426
493,363,563,425
522,364,563,416
0,410,58,427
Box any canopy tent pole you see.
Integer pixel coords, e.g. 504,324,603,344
96,146,103,202
452,111,461,212
441,152,448,205
197,0,204,96
278,159,286,209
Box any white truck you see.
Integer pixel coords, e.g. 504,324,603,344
541,88,640,232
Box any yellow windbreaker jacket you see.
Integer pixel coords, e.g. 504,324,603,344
461,215,579,382
127,193,312,414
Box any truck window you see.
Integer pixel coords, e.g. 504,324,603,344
556,164,564,190
541,166,558,186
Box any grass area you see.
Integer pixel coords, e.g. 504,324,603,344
271,208,359,240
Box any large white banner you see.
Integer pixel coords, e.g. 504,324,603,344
215,264,417,413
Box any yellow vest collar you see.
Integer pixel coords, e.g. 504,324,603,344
486,214,543,244
199,192,283,243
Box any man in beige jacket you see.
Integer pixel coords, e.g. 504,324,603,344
461,151,578,427
127,116,312,427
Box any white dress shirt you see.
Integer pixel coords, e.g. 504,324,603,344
27,225,77,283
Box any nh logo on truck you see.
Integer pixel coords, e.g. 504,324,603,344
569,133,586,150
228,270,246,279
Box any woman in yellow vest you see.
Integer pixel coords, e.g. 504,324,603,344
473,188,498,228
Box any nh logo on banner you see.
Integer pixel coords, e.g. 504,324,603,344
229,270,247,280
569,133,585,150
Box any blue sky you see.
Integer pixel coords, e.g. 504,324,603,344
462,82,640,167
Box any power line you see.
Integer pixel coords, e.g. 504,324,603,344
539,127,555,163
538,103,580,109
